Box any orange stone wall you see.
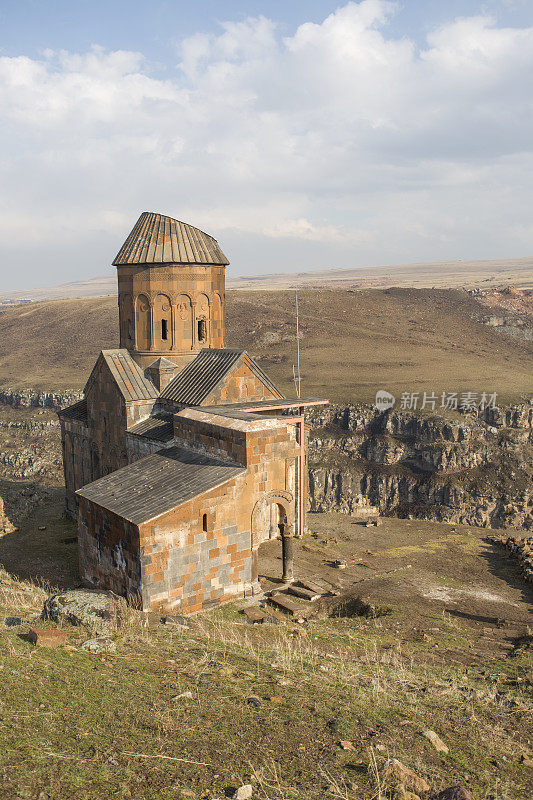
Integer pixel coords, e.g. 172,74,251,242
138,422,300,613
85,359,130,477
117,263,225,369
173,415,247,464
203,360,282,404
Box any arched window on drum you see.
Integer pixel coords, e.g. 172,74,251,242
154,294,172,350
196,293,210,345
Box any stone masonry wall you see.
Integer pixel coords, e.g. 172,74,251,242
203,361,281,405
138,476,251,613
138,421,300,613
173,413,248,464
78,497,142,604
85,358,130,478
61,417,92,517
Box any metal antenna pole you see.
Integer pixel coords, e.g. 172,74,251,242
295,290,301,398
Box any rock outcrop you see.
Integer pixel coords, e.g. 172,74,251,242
0,387,82,411
307,402,533,530
43,589,128,636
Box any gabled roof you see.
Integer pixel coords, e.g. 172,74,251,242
147,357,179,371
76,446,245,525
85,350,159,402
159,348,283,405
112,212,229,266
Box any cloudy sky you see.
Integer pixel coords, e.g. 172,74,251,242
1,0,533,290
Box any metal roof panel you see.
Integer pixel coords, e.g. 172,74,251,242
77,446,244,525
113,212,229,266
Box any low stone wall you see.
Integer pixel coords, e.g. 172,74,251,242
487,534,533,583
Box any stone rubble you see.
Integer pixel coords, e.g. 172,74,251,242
81,637,117,653
432,788,473,800
421,729,449,754
231,785,253,800
381,758,430,795
28,628,68,648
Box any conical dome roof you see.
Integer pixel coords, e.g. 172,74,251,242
113,212,229,266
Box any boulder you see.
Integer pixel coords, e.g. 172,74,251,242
43,589,127,636
381,759,430,794
161,614,192,629
81,637,117,653
432,789,473,800
232,786,253,800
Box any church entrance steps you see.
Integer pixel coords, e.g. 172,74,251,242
242,607,269,623
286,585,321,602
268,593,310,616
297,578,334,595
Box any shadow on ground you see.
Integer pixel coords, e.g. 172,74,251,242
0,479,79,588
477,539,533,610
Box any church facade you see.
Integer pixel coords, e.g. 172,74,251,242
59,212,326,614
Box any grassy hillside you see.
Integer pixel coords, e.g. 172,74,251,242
0,508,532,800
0,289,531,403
0,296,118,391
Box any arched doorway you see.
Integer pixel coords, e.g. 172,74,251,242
251,492,294,588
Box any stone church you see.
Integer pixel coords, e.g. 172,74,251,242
59,212,326,613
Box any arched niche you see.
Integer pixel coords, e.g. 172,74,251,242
153,293,172,351
135,294,151,351
251,491,294,585
174,294,193,350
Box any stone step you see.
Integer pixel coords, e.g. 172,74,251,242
242,606,268,623
268,594,308,616
298,578,330,595
287,585,321,602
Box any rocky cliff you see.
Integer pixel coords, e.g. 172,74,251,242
0,388,82,411
307,403,533,530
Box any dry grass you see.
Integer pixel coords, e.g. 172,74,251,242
0,565,53,613
0,573,531,799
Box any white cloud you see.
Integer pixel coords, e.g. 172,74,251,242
1,0,533,288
